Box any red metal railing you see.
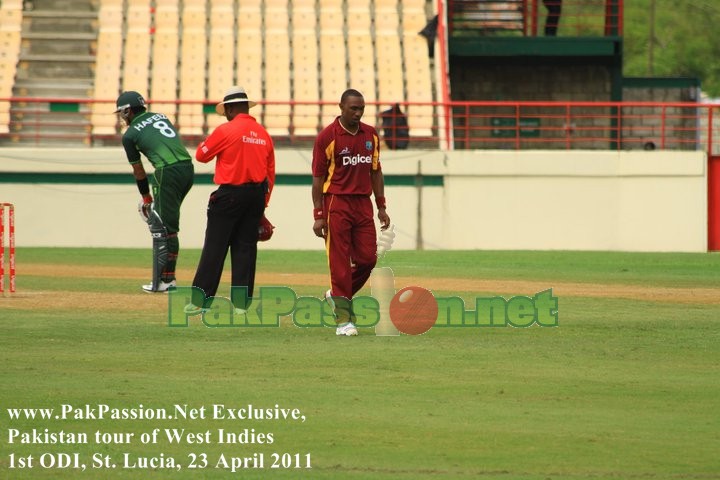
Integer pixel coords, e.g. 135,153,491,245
447,100,706,152
448,0,623,37
1,97,719,155
436,0,453,149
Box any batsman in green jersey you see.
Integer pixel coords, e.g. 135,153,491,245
115,91,194,293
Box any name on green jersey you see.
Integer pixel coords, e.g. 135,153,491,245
133,113,170,132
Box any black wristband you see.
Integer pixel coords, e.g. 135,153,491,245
136,177,150,196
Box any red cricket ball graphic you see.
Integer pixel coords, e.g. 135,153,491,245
389,286,438,335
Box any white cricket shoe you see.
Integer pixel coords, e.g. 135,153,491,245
142,280,176,293
336,322,358,336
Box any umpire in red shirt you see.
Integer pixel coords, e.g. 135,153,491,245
312,89,391,335
190,86,275,310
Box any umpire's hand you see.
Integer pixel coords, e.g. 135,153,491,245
313,219,328,239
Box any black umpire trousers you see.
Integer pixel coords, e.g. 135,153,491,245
192,182,266,305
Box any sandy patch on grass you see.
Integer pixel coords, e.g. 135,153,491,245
1,263,717,311
0,290,169,313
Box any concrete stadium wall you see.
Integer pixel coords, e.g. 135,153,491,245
450,61,612,103
0,147,708,252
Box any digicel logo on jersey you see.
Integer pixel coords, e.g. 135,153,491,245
342,154,372,166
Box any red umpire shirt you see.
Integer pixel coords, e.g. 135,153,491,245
197,113,275,199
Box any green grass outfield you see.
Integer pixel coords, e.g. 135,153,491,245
1,248,719,479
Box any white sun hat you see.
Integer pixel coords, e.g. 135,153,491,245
215,86,257,115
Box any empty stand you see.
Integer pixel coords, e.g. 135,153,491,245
177,3,206,135
207,0,235,130
91,0,123,135
207,1,234,96
347,33,377,121
374,0,400,33
293,0,315,9
318,0,345,126
291,4,320,135
265,0,289,9
375,34,404,104
236,3,263,129
347,1,377,121
264,1,291,135
375,0,409,137
401,4,431,38
374,3,404,105
122,0,152,96
150,3,179,119
401,0,428,12
401,5,434,137
0,0,23,134
85,0,439,143
154,2,179,29
181,0,207,8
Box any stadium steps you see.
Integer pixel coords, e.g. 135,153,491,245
8,105,92,146
13,78,93,98
4,0,97,146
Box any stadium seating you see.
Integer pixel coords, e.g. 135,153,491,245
0,0,23,134
122,0,151,96
90,0,123,135
206,1,234,130
263,1,291,135
291,3,320,136
402,2,435,137
150,2,179,120
375,3,404,109
177,3,206,135
318,0,346,127
82,0,438,141
235,3,264,130
347,1,377,122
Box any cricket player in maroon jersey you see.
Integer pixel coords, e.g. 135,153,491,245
312,89,391,336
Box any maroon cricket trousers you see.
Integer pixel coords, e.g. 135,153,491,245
324,194,377,299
